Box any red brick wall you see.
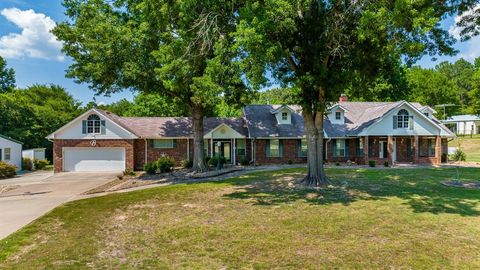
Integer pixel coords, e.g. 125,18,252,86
53,139,134,173
326,139,364,164
253,139,307,165
145,139,191,167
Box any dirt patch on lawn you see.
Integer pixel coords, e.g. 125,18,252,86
442,181,480,189
0,185,19,194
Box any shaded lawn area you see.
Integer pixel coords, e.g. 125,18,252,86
1,168,480,269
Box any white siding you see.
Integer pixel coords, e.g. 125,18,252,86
54,113,136,139
361,104,440,136
205,124,245,139
22,149,46,160
329,107,345,124
0,137,22,171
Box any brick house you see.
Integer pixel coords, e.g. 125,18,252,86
47,96,454,172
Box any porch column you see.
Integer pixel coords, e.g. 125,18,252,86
210,137,214,157
233,138,236,165
364,136,369,165
435,135,442,165
387,136,393,165
413,136,419,164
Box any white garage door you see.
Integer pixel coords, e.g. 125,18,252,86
63,147,125,172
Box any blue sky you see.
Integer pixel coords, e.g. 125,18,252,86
0,1,479,105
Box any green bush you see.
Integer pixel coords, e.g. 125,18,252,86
33,159,50,170
22,158,33,171
451,149,466,162
335,162,340,166
123,169,135,176
368,160,376,167
0,161,17,179
384,161,389,167
144,162,157,174
156,156,176,173
288,159,293,165
239,156,249,166
441,152,448,163
181,158,193,168
208,156,226,166
205,156,211,164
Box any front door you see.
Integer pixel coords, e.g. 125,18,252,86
379,141,388,159
214,141,232,163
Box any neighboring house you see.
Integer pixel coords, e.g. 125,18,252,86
442,115,480,135
22,148,46,161
0,134,23,171
47,95,454,172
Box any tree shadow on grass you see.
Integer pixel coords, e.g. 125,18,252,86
220,168,480,216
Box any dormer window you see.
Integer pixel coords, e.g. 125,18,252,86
335,111,342,120
282,112,288,121
87,114,101,134
424,112,429,117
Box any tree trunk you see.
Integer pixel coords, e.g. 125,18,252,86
314,110,329,185
191,106,208,172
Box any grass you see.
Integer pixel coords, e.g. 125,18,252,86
1,167,480,269
450,135,480,162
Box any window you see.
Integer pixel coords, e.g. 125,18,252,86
87,114,101,134
236,139,246,156
356,138,364,156
268,139,281,157
281,112,288,121
153,139,175,149
424,112,429,117
397,109,409,128
204,139,209,156
427,139,435,157
4,148,10,161
335,111,342,120
333,139,346,157
298,139,308,157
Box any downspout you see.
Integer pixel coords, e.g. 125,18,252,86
250,138,256,166
144,138,148,165
187,138,190,160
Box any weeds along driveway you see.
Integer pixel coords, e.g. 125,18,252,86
0,172,119,240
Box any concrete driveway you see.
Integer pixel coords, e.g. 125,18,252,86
0,172,120,240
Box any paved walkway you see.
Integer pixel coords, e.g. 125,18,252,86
0,172,119,240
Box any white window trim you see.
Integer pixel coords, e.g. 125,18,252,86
4,148,11,161
334,139,346,157
281,112,288,121
335,111,342,120
269,139,281,157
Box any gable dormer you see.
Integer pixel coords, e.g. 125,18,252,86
329,105,347,124
271,105,294,125
420,106,436,119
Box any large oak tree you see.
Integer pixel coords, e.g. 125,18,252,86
54,0,249,172
234,0,478,186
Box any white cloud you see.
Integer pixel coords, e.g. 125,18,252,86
0,8,64,61
449,4,480,61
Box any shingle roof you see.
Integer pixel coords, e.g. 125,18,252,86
243,105,305,138
116,116,248,138
0,134,23,145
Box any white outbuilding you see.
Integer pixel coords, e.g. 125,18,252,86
0,134,23,171
22,148,46,161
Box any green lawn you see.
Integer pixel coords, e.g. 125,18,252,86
450,135,480,162
1,168,480,269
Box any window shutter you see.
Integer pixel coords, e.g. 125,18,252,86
173,139,177,148
279,140,284,157
266,140,270,158
409,116,414,130
332,139,337,156
150,139,155,148
393,115,398,129
344,139,349,157
100,120,106,134
82,120,87,134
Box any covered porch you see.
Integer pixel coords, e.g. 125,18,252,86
204,123,248,165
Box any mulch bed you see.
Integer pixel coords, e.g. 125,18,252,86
441,181,480,189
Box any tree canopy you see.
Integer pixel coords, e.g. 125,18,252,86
0,56,15,93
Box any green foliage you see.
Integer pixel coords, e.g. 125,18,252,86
33,159,50,170
0,56,15,93
368,161,376,167
22,158,33,171
239,156,249,166
143,162,157,175
123,169,136,176
384,161,389,167
0,161,16,179
156,156,176,173
181,158,193,169
451,149,467,162
208,156,226,167
254,88,299,105
0,85,82,161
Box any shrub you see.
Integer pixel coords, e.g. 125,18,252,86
208,156,226,166
156,156,176,173
288,159,293,165
368,160,376,167
144,162,157,174
205,156,211,164
335,162,340,166
441,152,448,163
123,169,135,176
451,149,466,162
0,161,17,179
22,158,33,171
181,158,193,168
384,161,389,167
239,156,249,166
33,159,50,170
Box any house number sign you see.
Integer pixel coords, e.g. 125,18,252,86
90,140,97,147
